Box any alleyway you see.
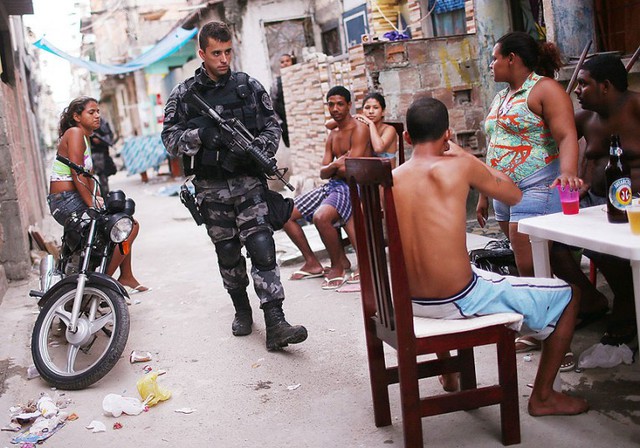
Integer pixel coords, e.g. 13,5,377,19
0,171,638,447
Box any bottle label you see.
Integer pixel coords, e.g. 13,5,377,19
608,177,632,210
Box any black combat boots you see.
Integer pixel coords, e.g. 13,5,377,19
262,300,308,351
230,289,252,336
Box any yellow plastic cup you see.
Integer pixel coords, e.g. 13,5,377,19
628,199,640,235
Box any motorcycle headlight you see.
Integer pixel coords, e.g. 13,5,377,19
106,214,133,243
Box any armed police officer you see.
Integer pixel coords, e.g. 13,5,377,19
161,21,307,351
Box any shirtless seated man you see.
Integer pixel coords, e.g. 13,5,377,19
392,97,588,416
551,54,638,345
283,86,370,289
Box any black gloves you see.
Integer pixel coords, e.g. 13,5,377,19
198,127,223,151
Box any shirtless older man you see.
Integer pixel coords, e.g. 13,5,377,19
393,97,588,416
283,86,370,289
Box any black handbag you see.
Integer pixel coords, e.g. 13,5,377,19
469,238,519,276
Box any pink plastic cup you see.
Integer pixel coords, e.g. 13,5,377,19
557,185,579,215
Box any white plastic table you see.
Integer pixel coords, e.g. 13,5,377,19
518,205,640,335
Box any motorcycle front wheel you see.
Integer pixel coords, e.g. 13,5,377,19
31,283,130,390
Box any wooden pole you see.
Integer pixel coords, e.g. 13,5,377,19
566,40,592,94
625,44,640,72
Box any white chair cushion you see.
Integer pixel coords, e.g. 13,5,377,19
413,313,523,338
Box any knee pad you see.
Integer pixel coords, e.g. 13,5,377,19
245,230,276,271
215,237,242,268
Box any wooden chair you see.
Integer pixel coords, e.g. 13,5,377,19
345,157,523,447
384,121,405,165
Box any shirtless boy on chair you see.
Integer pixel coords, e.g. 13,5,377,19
392,97,588,416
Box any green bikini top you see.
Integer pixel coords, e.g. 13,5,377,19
51,135,93,182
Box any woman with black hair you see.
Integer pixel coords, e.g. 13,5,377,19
48,96,148,294
476,32,583,363
354,92,399,168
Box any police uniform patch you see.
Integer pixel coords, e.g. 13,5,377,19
261,93,273,111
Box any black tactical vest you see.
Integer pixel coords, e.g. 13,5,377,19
184,72,262,179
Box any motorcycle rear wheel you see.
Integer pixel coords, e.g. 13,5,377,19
31,283,129,390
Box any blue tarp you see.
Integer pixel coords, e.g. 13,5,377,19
121,134,167,175
33,26,198,75
429,0,465,14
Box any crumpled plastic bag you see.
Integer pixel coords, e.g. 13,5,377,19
136,372,171,406
102,393,145,417
382,30,410,41
86,420,106,433
577,343,634,369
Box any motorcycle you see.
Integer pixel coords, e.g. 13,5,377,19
29,155,134,390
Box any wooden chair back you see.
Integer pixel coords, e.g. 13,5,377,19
385,121,405,165
345,157,522,447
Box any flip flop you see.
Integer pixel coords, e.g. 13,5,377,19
336,282,361,293
346,272,360,284
600,320,637,346
289,270,324,280
575,308,609,330
559,352,575,372
515,336,541,353
125,285,152,295
321,276,347,290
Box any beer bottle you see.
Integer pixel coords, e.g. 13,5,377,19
605,134,632,223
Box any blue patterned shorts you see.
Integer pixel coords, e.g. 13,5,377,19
294,179,352,224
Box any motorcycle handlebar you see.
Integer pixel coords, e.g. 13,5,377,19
55,155,103,209
56,155,91,177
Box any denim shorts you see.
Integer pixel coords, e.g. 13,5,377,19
48,190,88,226
493,159,561,223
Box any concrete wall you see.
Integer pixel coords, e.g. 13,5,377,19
0,14,47,292
473,0,512,109
364,35,487,154
235,0,312,90
544,0,596,58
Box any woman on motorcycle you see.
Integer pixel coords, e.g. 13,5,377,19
48,96,148,293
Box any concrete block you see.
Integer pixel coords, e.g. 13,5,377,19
0,200,30,280
419,64,444,90
378,70,401,94
0,265,7,305
397,68,421,92
406,40,430,65
384,43,408,66
432,87,454,109
464,108,487,130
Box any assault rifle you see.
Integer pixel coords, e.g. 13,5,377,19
185,89,294,191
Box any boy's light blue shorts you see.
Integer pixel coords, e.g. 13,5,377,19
412,267,572,338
